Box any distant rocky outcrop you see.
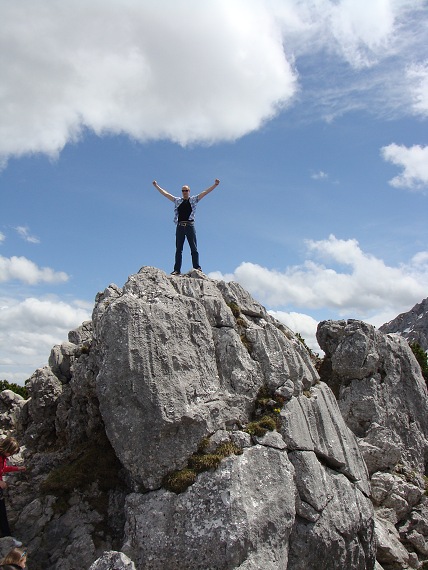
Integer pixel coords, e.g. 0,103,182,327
0,267,378,570
317,318,428,570
380,297,428,351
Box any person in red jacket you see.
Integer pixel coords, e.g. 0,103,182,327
0,437,26,544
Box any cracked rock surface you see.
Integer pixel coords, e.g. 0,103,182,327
2,268,376,569
318,318,428,570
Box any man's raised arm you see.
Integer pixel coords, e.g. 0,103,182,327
197,179,220,201
152,180,175,202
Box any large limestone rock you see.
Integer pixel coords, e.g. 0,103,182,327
93,268,374,568
3,268,375,569
122,446,296,570
92,267,318,490
317,319,428,474
317,318,428,570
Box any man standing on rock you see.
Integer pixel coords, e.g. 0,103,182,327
152,179,220,275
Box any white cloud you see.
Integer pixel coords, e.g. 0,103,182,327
0,296,91,384
0,0,297,161
0,0,425,164
208,270,235,282
0,232,5,244
311,170,328,180
319,0,396,69
0,255,69,284
268,310,321,355
0,297,90,332
212,235,428,319
274,0,413,68
278,0,428,122
381,143,428,190
408,61,428,116
15,226,40,244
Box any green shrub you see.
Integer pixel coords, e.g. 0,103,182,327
410,342,428,381
0,380,28,399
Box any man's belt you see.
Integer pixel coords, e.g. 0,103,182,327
178,221,194,226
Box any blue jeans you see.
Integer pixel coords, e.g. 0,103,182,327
174,222,200,272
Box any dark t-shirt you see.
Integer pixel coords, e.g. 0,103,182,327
177,199,192,222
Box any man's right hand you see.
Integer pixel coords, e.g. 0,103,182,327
0,481,7,489
152,180,157,186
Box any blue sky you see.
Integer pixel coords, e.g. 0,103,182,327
1,0,428,383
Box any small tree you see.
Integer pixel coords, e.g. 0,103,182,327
410,342,428,382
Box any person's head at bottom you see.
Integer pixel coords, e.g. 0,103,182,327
0,547,27,569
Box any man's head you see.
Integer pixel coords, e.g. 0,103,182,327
182,185,190,197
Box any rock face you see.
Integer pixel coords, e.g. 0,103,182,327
379,297,428,351
122,446,296,570
317,318,428,570
2,268,376,569
88,551,136,570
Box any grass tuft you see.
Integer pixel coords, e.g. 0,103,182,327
227,301,241,318
163,440,242,494
246,415,278,437
245,385,285,437
188,453,222,472
163,469,197,494
240,333,252,353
